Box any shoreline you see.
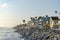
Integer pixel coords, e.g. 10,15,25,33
13,25,60,40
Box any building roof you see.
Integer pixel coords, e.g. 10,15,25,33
51,17,58,20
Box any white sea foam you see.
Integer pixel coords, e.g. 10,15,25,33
0,27,24,40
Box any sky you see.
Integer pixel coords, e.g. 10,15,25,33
0,0,60,27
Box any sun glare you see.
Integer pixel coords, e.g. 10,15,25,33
1,3,8,8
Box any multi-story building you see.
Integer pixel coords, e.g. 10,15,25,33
50,17,60,29
39,16,60,29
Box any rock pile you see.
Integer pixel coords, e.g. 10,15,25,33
13,25,60,40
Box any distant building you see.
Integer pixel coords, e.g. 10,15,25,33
27,21,34,26
41,15,50,28
40,16,60,29
27,15,60,29
50,17,60,29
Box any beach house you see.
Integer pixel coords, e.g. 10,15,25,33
41,16,60,29
50,17,60,29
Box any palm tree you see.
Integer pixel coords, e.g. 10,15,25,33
55,11,58,16
46,15,48,17
38,16,41,21
38,16,41,25
30,17,33,21
23,20,26,27
59,13,60,15
23,20,25,24
35,16,37,18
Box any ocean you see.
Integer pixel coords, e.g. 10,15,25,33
0,27,24,40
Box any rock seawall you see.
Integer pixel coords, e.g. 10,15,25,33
13,25,60,40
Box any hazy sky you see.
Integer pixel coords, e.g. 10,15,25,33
0,0,60,27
